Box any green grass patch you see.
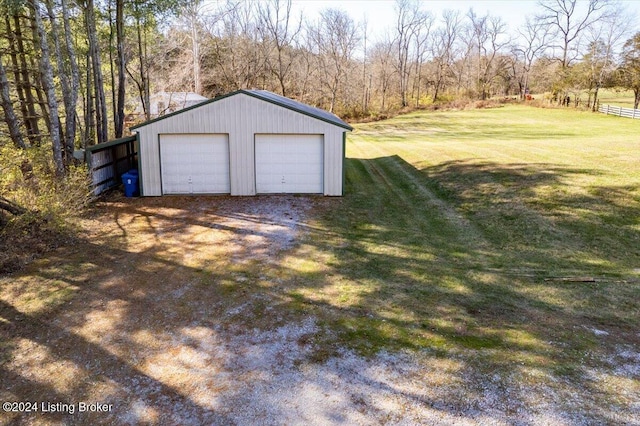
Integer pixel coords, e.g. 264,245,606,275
291,104,640,375
593,88,637,108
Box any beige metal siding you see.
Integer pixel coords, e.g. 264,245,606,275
136,93,345,196
324,128,344,195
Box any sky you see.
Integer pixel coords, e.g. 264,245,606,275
292,0,640,42
295,0,538,29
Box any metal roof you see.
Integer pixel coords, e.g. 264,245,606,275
131,89,353,131
86,134,137,153
151,92,208,102
243,90,353,130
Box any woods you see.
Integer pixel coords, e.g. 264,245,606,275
0,0,639,221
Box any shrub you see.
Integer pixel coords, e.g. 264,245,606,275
0,145,92,272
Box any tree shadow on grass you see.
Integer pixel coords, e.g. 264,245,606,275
281,156,640,422
1,164,638,424
422,159,640,274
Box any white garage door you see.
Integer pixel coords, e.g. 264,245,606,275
160,134,230,194
255,134,323,194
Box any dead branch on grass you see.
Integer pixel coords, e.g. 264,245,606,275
0,196,26,217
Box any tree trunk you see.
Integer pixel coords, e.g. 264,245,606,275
115,0,126,137
381,84,387,110
13,14,42,145
415,62,422,108
0,57,27,149
84,0,108,144
592,85,600,112
31,0,64,176
108,0,117,136
191,17,202,95
329,76,338,113
127,11,151,121
61,0,79,155
5,16,34,147
145,31,150,120
27,27,52,132
84,53,95,148
45,0,75,164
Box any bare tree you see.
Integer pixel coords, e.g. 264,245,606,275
296,27,319,103
361,13,369,112
467,9,509,100
30,0,64,175
538,0,612,68
114,0,126,136
370,33,396,110
83,0,108,144
127,1,153,121
5,13,42,146
61,0,79,151
430,10,462,102
394,0,429,107
177,0,226,95
257,0,302,97
209,1,265,92
185,0,204,94
45,0,78,162
310,8,361,113
514,15,552,98
583,4,633,110
412,11,434,106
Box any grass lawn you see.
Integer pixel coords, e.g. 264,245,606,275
294,105,640,415
594,88,637,108
1,104,639,423
305,105,640,349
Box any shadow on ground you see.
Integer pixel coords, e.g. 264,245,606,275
0,155,639,424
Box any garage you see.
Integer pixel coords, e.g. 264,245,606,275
255,134,323,193
160,134,230,194
132,89,352,197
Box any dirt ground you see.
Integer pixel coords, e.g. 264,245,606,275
0,195,435,425
1,195,639,425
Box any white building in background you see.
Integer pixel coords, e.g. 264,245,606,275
135,92,209,117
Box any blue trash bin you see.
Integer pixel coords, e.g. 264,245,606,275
121,169,139,197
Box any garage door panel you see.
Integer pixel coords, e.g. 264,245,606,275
255,134,323,194
160,134,230,194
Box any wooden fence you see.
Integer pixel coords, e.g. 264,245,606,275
86,135,138,195
598,104,640,119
